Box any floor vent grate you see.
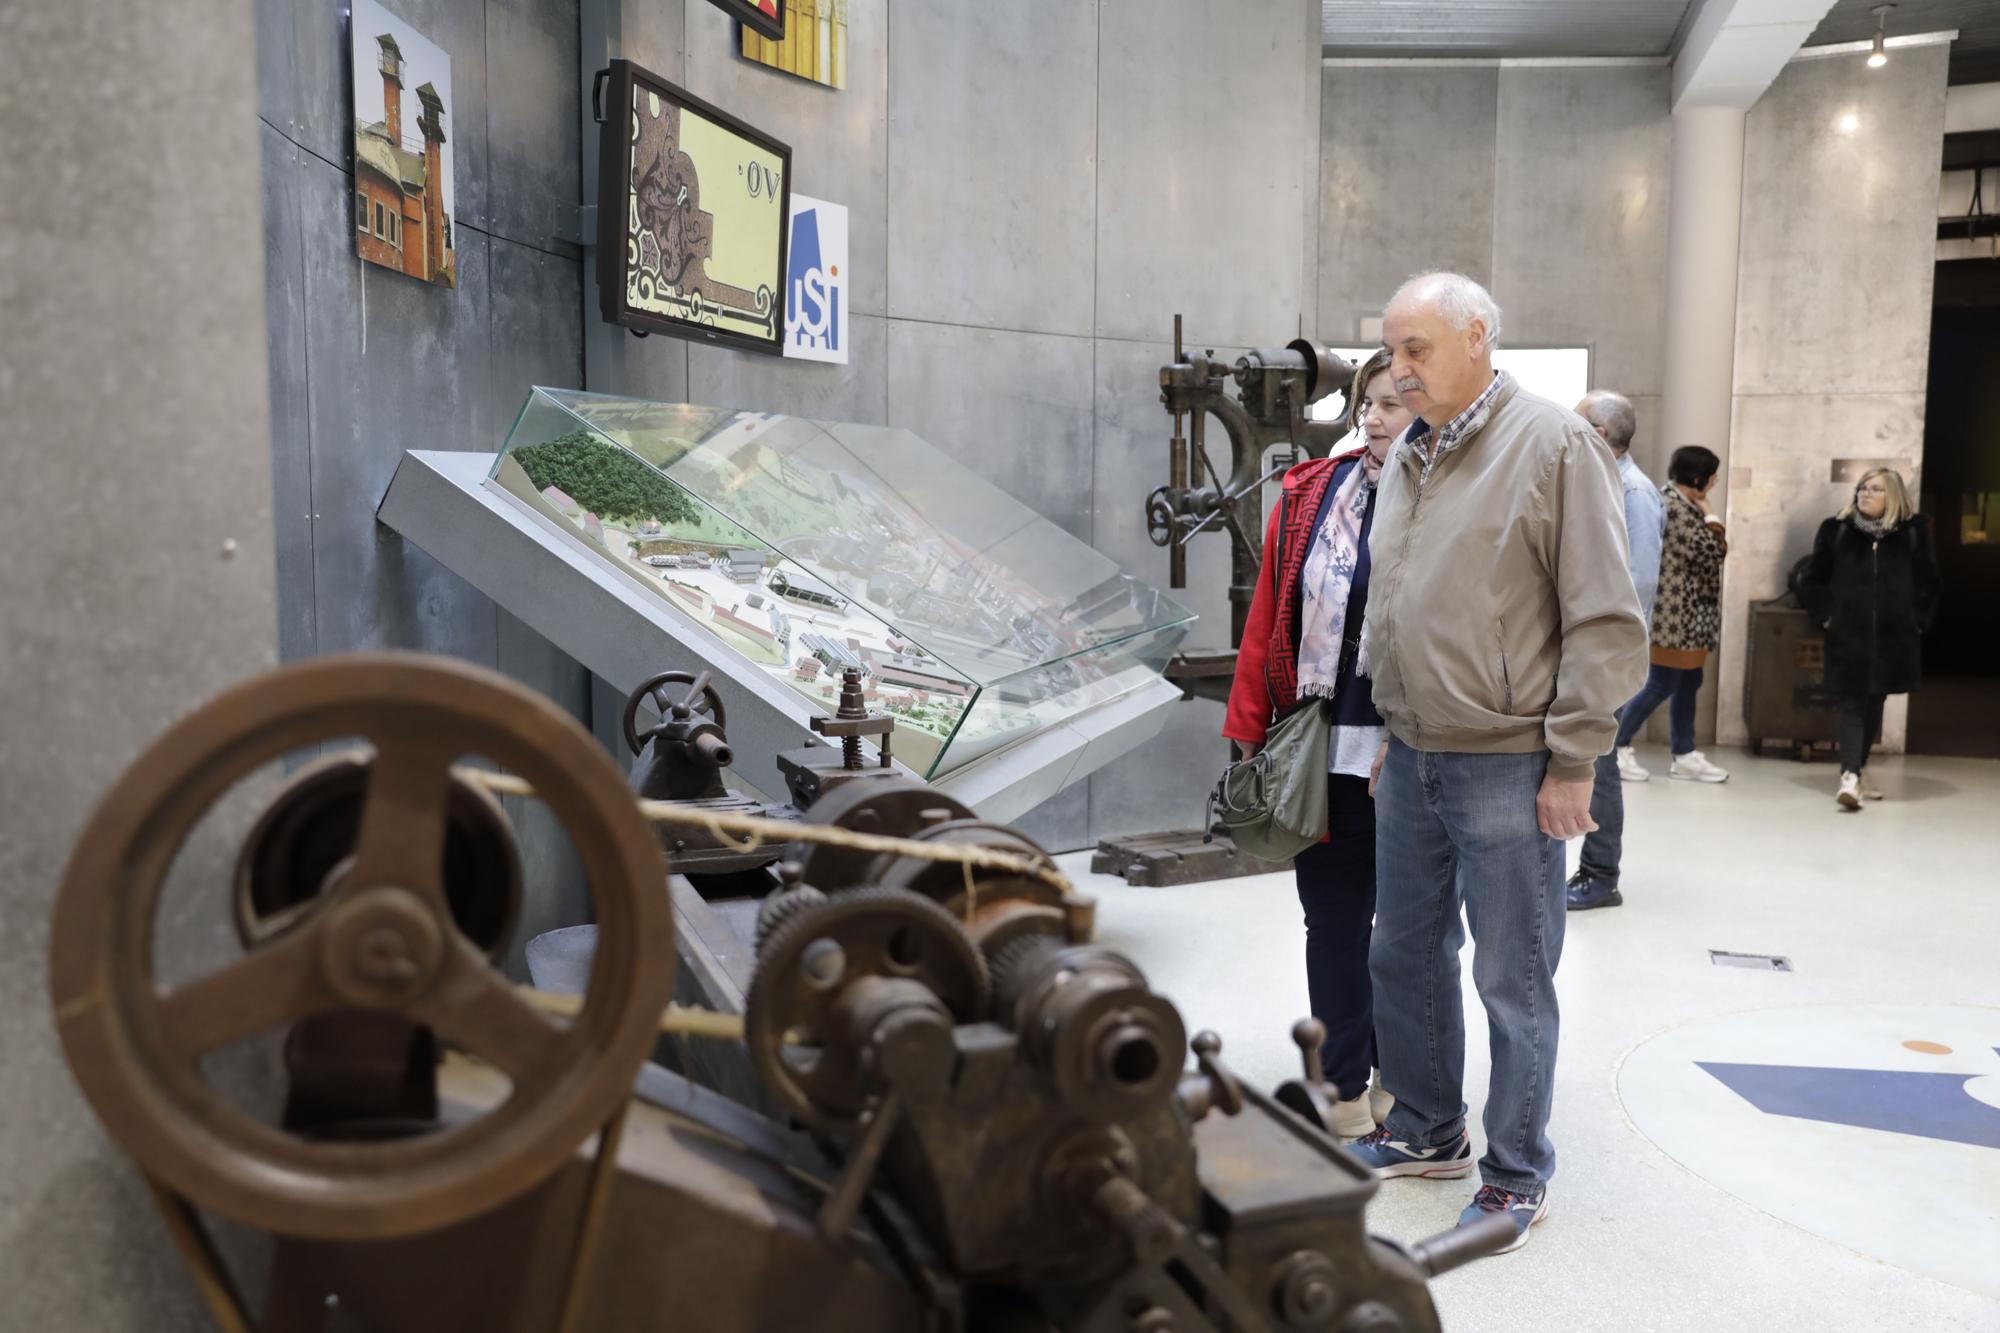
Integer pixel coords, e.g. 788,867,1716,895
1709,949,1793,972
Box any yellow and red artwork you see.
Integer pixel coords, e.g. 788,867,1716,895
740,0,846,91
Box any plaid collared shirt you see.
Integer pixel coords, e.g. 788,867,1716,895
1406,369,1511,486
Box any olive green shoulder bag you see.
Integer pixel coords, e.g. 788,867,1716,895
1205,490,1330,861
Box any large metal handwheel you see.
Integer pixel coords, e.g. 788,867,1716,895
744,888,988,1132
621,669,726,757
1144,486,1178,548
48,653,675,1242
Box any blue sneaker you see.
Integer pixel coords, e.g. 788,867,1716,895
1345,1126,1474,1179
1565,871,1623,911
1459,1185,1550,1253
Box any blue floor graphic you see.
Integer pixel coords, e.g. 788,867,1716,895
1698,1051,2000,1151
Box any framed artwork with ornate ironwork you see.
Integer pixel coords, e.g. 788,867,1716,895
593,60,792,356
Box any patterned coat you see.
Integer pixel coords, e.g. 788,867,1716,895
1650,485,1726,654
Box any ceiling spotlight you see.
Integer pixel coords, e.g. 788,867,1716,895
1867,5,1893,68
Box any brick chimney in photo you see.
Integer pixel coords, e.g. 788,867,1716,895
416,83,448,277
376,34,404,144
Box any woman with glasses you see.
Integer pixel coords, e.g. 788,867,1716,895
1225,348,1408,1138
1797,468,1941,810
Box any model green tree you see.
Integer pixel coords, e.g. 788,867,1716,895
513,430,702,528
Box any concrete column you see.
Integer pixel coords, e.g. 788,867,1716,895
1660,105,1746,472
1658,104,1745,748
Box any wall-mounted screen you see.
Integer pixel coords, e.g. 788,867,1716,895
594,60,792,356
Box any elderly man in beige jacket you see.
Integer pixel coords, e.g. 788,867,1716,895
1345,272,1646,1254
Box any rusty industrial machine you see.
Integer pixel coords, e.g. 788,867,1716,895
1097,320,1358,887
50,652,1509,1332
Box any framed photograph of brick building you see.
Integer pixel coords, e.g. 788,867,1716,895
351,0,456,288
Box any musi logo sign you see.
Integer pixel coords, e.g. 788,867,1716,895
784,193,847,364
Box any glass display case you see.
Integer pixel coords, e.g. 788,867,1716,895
487,388,1195,778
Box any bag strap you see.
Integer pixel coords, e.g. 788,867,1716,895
1261,487,1287,725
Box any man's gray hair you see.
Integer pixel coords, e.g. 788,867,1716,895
1390,271,1503,348
1576,390,1637,454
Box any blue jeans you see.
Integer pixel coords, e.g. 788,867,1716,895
1578,707,1625,884
1370,739,1567,1195
1614,663,1701,756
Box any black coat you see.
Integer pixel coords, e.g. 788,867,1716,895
1798,514,1941,696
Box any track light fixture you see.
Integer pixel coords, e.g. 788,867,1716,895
1867,5,1893,69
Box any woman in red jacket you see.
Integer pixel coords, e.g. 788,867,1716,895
1224,348,1409,1137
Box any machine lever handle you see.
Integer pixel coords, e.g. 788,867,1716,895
1405,1213,1520,1277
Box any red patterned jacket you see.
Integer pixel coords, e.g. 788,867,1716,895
1222,447,1369,746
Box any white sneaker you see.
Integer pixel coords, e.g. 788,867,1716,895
1368,1075,1395,1127
1669,750,1729,784
1331,1094,1376,1139
1837,771,1862,811
1616,746,1650,782
1858,769,1884,801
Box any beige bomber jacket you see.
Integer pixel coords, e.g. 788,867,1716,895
1363,376,1648,784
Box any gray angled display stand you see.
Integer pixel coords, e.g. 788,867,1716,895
377,392,1192,824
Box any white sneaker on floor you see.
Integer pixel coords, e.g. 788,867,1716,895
1837,771,1862,811
1669,750,1730,783
1616,746,1650,782
1331,1094,1376,1139
1858,769,1884,801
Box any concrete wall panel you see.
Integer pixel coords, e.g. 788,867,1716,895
1318,66,1498,342
1094,0,1313,347
485,0,581,252
690,313,890,423
256,0,301,138
491,234,584,435
1,0,277,1324
886,0,1098,335
885,321,1098,544
684,0,890,319
1493,66,1671,397
265,126,318,665
1734,50,1950,398
299,154,499,664
285,0,349,166
618,0,684,72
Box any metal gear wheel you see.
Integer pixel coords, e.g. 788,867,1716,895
743,887,988,1132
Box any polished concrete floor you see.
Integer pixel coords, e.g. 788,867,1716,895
1068,745,2000,1333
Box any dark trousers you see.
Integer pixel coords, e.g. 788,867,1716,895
1578,706,1626,885
1294,774,1377,1101
1839,693,1888,774
1615,662,1703,756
